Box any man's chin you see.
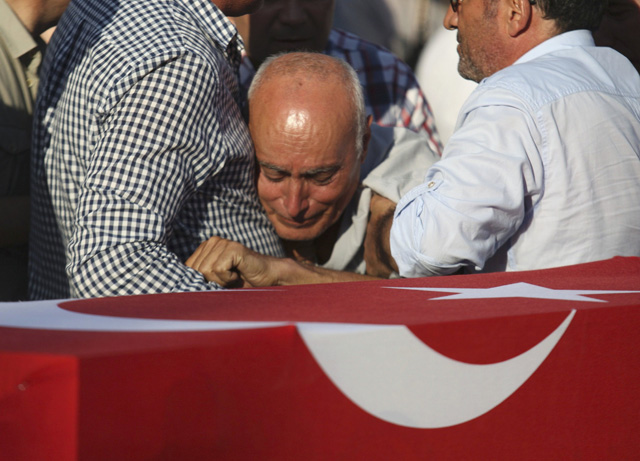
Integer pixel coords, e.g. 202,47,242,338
224,0,264,17
273,221,326,242
458,65,481,83
276,228,324,242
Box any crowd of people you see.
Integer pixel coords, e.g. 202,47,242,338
1,0,639,300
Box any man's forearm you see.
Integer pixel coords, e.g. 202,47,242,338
272,258,380,285
364,194,399,277
188,236,381,288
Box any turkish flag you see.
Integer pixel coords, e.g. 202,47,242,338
1,257,639,460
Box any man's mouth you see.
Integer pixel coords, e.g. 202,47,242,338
273,37,311,44
278,214,321,228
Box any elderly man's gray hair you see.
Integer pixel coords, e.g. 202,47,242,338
248,52,368,155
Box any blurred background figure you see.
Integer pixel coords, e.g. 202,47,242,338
0,0,70,300
333,0,473,145
332,0,449,67
331,0,396,54
593,0,640,74
233,0,443,155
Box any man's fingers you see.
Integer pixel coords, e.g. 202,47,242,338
186,237,222,272
185,241,207,269
186,237,255,288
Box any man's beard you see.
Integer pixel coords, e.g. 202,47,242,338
457,51,486,83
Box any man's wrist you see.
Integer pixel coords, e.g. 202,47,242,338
274,257,322,285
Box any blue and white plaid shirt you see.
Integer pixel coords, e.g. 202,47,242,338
29,0,283,299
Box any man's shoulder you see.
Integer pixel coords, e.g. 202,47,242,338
65,0,233,63
512,29,636,82
54,0,236,97
479,39,640,109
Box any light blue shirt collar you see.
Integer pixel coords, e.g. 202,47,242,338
515,29,595,65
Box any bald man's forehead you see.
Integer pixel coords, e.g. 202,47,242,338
250,73,351,113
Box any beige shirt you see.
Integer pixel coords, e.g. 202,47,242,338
0,0,42,246
0,0,42,197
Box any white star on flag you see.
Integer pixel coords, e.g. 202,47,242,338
385,282,640,303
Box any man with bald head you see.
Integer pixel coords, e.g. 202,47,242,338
232,0,442,156
187,52,438,286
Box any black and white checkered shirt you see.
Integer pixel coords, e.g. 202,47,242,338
29,0,283,299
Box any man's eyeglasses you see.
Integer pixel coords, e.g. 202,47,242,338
450,0,536,13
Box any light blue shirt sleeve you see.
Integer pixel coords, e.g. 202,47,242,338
390,93,543,277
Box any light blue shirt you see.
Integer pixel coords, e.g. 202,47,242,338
390,30,640,276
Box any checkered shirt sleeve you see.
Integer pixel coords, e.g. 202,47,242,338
29,0,283,299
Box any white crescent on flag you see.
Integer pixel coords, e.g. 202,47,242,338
297,310,575,429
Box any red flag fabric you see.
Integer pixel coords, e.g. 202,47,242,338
1,257,639,460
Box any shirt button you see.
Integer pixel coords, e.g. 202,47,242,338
427,181,435,188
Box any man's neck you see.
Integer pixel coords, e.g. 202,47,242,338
6,0,38,35
5,0,65,37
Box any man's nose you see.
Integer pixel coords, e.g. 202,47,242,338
444,6,458,30
279,0,306,26
284,180,309,219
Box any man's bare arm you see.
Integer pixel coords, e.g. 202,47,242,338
363,193,399,277
186,236,378,288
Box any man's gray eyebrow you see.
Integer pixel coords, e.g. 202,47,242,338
258,161,289,173
258,161,341,176
302,165,341,176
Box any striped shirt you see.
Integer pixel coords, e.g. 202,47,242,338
29,0,283,299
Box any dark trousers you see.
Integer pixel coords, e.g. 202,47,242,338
0,244,29,301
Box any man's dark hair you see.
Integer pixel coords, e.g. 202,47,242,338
535,0,609,32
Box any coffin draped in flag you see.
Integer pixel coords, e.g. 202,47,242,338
1,256,639,460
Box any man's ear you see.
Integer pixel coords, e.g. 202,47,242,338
361,115,373,163
506,0,533,37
